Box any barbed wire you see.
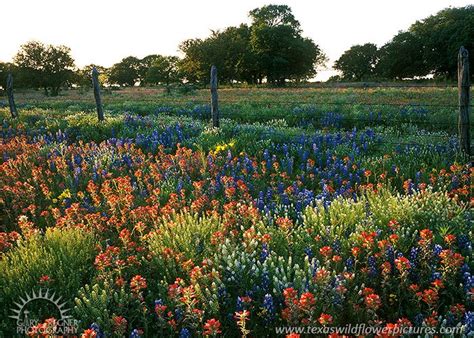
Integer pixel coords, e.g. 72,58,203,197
154,110,466,127
111,99,470,108
6,100,472,109
281,84,460,89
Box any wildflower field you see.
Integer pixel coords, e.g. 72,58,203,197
0,86,472,337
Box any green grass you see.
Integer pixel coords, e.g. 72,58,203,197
1,86,470,133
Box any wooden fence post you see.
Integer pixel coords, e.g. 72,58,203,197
458,46,471,156
210,65,219,128
92,67,104,122
6,73,18,118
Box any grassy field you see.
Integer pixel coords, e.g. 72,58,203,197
2,86,464,125
0,86,472,336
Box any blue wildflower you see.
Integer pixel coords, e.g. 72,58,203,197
179,328,191,338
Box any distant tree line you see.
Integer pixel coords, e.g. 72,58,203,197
0,5,472,95
333,6,473,81
0,5,325,94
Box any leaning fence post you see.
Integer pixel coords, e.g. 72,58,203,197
458,47,471,156
210,65,219,128
6,73,18,118
92,67,104,122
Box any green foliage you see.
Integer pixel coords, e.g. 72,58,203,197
0,227,96,334
74,280,136,334
249,4,301,29
409,5,474,79
287,189,469,260
108,56,142,86
250,25,324,84
0,62,9,89
75,64,108,89
147,213,222,283
178,5,326,85
334,43,378,81
13,41,76,95
377,32,427,79
179,25,260,84
336,6,473,81
144,56,181,89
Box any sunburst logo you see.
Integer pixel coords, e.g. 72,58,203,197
9,288,78,335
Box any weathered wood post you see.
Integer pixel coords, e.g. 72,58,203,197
210,65,219,128
92,66,104,122
6,73,18,118
458,47,471,156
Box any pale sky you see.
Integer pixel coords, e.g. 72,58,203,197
1,0,471,81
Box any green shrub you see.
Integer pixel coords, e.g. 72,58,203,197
0,227,97,335
74,280,136,334
147,213,222,284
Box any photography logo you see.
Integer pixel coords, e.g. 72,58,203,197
9,288,79,335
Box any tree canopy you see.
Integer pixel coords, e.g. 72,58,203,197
144,56,181,88
334,43,378,81
108,56,142,86
409,5,474,79
2,4,472,90
336,5,473,81
76,64,108,88
376,32,427,80
178,5,326,85
13,41,75,95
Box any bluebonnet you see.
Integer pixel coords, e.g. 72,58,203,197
129,329,141,338
332,240,342,255
431,272,442,281
458,234,472,251
236,296,244,311
261,271,270,292
463,312,474,335
385,246,395,265
413,313,424,326
260,243,270,262
217,286,228,301
179,328,191,338
433,244,443,256
345,257,354,272
90,323,105,338
263,294,275,324
368,256,377,277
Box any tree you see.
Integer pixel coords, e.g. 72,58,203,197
376,32,427,80
13,41,75,95
108,56,141,86
0,62,17,91
139,55,161,83
178,4,325,85
179,25,260,84
249,4,300,30
372,6,473,81
249,5,325,85
75,64,108,88
409,5,474,80
178,39,207,84
0,62,7,89
144,56,181,91
251,24,324,84
334,43,378,81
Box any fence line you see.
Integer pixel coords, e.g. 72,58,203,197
109,99,470,108
149,108,468,127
